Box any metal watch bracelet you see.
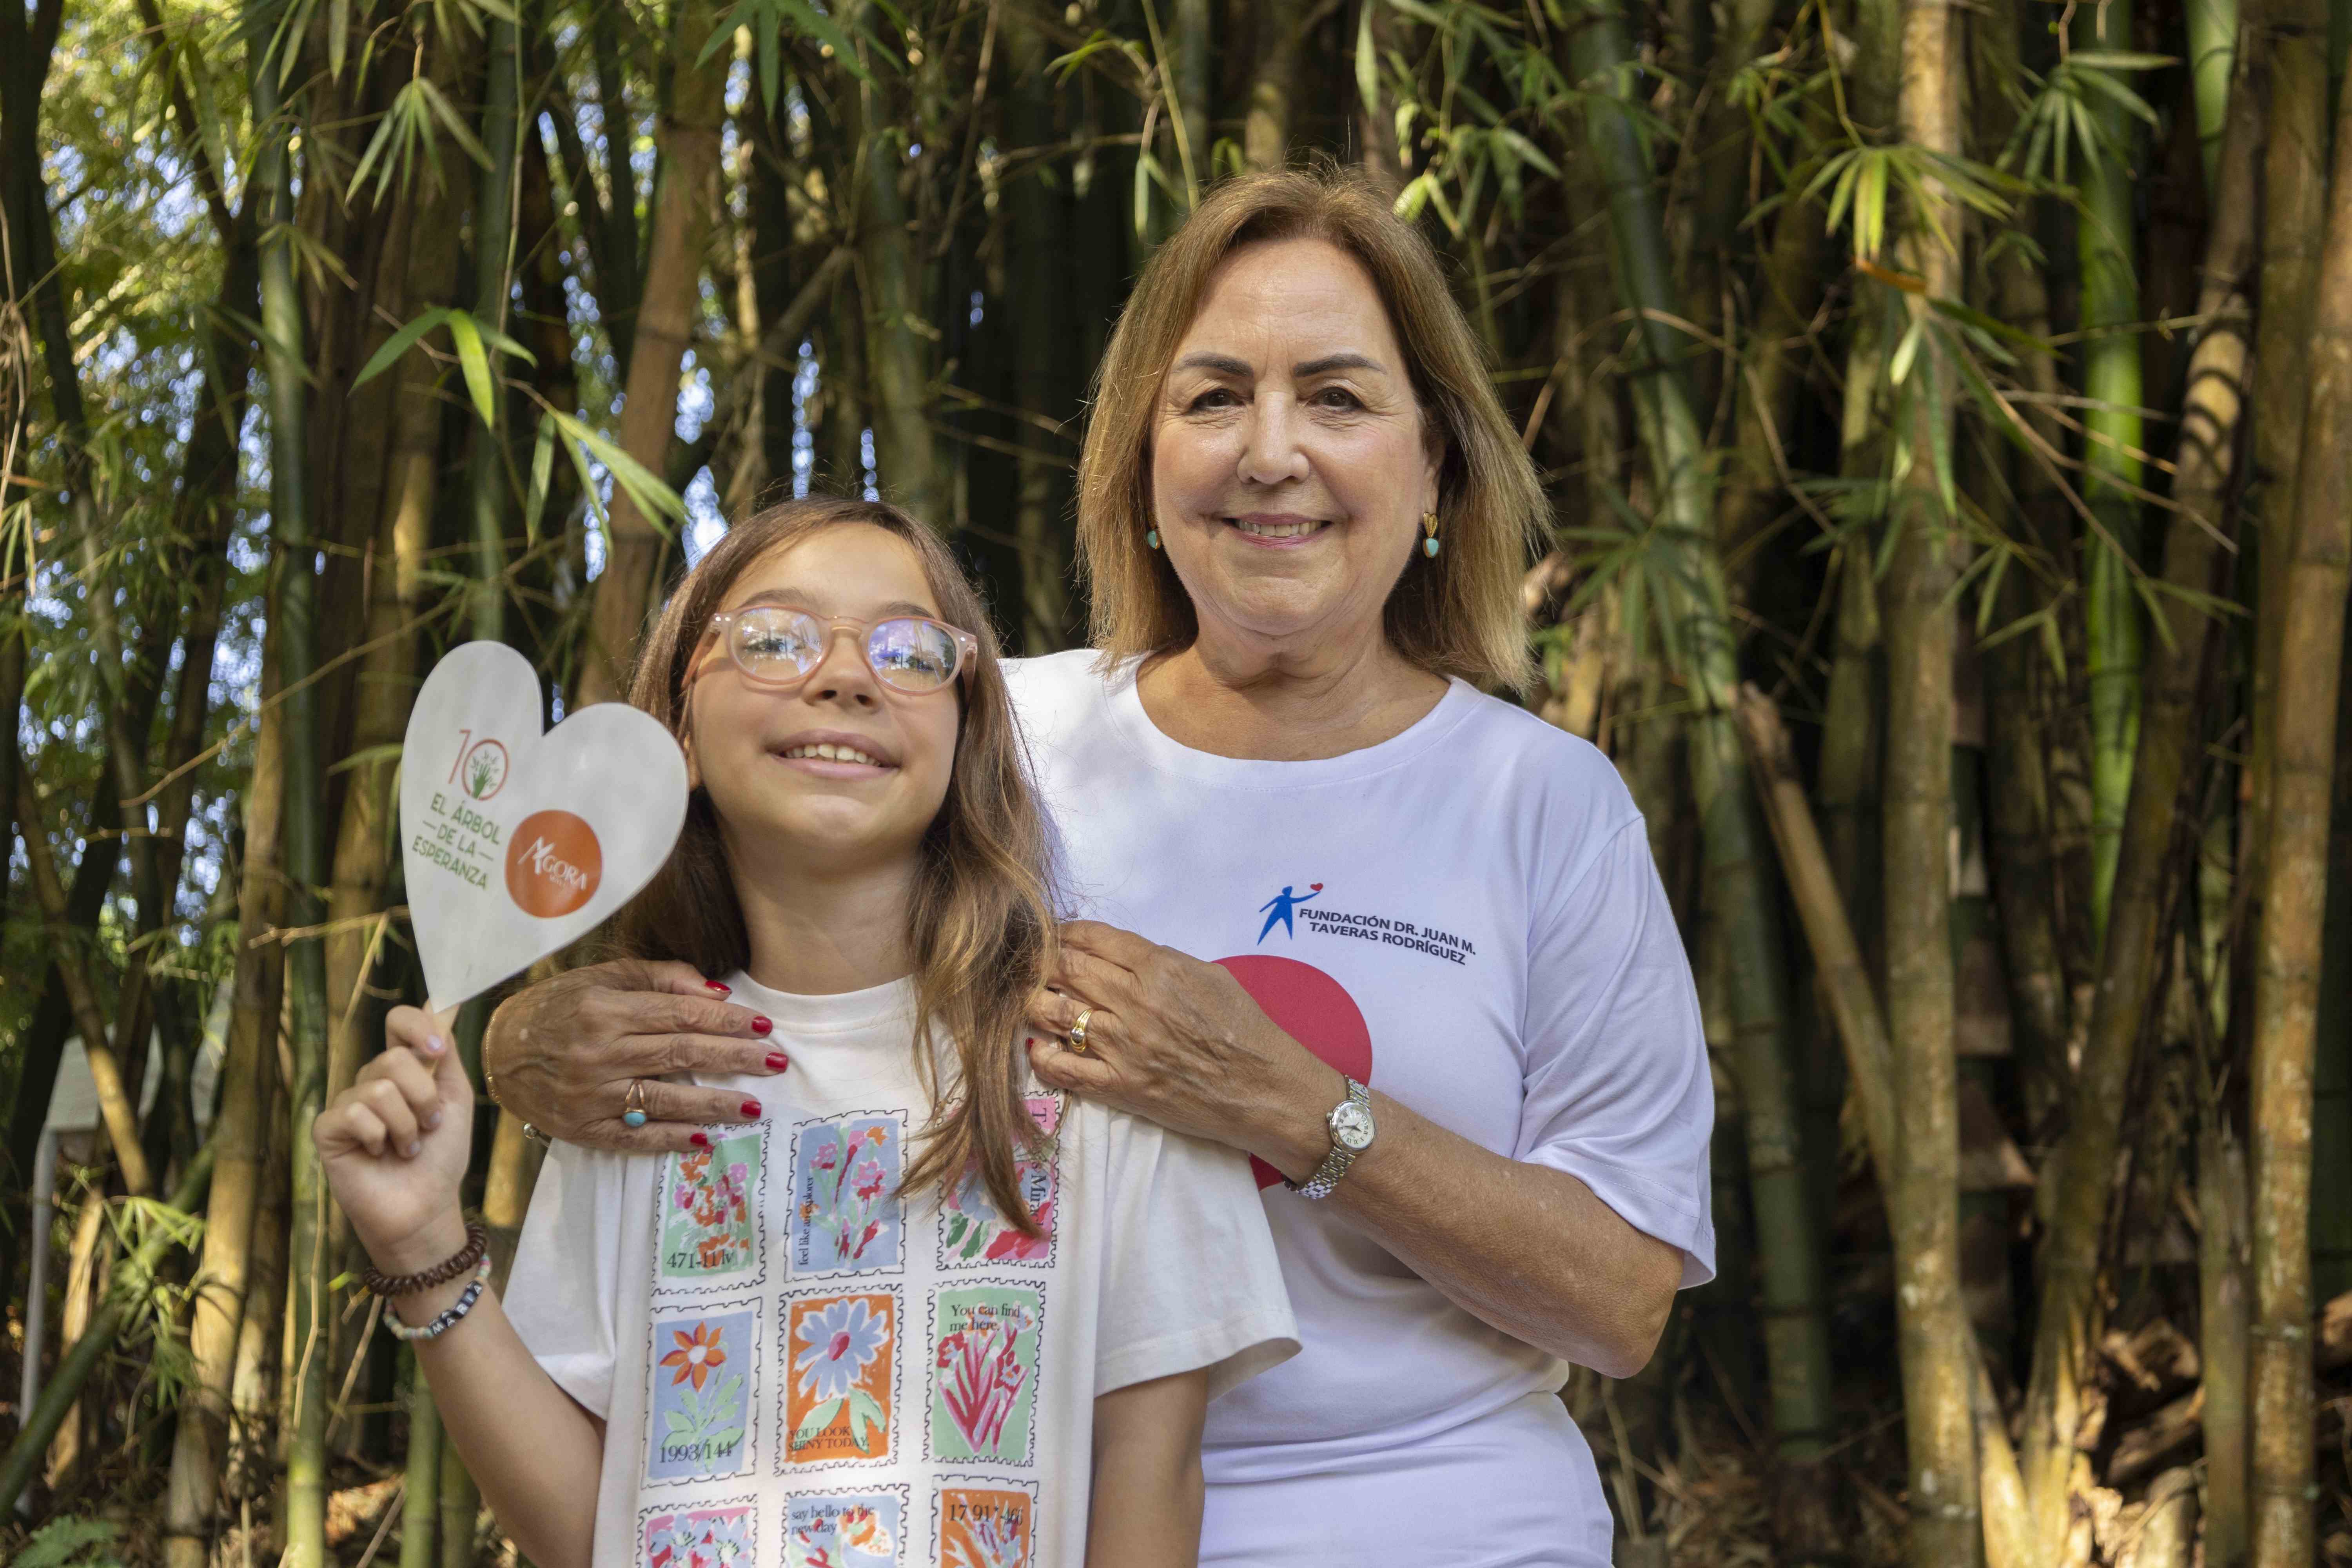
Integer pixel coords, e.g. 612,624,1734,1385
1287,1076,1374,1201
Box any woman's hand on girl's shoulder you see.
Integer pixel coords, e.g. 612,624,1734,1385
479,959,781,1153
313,1006,477,1276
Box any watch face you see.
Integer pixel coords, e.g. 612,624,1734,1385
1330,1100,1376,1151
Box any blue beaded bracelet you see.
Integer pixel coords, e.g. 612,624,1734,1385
384,1254,493,1343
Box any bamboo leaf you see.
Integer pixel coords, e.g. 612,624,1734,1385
350,307,457,391
1889,316,1922,387
446,310,498,430
550,411,686,528
413,75,495,170
523,412,557,543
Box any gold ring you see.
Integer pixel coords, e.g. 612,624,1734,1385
622,1079,650,1128
1067,1008,1094,1054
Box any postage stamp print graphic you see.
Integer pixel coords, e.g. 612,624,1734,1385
932,1479,1037,1568
784,1488,909,1568
938,1096,1060,1270
638,1497,755,1568
783,1291,898,1469
926,1283,1045,1466
657,1131,764,1289
789,1113,905,1277
644,1301,759,1486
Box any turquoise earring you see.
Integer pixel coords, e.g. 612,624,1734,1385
1421,512,1441,558
1145,526,1162,550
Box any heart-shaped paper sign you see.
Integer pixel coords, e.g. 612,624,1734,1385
401,641,690,1011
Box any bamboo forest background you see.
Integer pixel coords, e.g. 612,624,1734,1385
2,0,2350,1563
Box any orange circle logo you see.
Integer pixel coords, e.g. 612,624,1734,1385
503,810,602,918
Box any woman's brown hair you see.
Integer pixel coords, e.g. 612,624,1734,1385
1077,162,1546,692
607,496,1053,1234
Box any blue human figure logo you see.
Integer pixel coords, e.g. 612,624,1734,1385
1257,885,1321,942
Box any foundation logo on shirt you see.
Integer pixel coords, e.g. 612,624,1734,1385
1251,880,1481,965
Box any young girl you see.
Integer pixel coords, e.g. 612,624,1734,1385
316,497,1297,1568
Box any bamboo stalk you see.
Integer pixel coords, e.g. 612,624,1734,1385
2244,0,2327,1032
577,0,728,704
162,614,286,1568
2020,45,2263,1560
1003,7,1075,652
400,1358,441,1568
464,5,523,642
2200,1119,2253,1568
14,763,153,1196
1564,5,1841,1541
2075,0,2148,940
1883,0,1978,1553
1738,686,2033,1568
248,7,331,1557
2243,47,2352,1568
848,4,949,533
1242,0,1304,171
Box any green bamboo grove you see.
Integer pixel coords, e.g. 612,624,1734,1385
2,0,2349,1564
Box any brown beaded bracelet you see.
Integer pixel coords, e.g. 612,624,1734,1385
359,1219,488,1299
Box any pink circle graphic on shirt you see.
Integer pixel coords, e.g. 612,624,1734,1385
1214,955,1372,1189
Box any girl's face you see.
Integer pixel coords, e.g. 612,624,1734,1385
682,524,963,879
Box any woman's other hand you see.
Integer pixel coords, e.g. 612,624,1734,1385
479,960,785,1153
314,1007,477,1274
1024,921,1341,1181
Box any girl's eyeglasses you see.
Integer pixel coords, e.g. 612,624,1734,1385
690,606,981,697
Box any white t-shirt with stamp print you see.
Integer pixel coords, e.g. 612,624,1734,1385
1002,651,1718,1568
504,974,1298,1568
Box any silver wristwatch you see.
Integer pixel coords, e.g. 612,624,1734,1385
1287,1077,1375,1201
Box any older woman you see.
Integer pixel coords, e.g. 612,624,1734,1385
483,167,1712,1567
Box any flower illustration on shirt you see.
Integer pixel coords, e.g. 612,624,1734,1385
942,1510,1029,1568
801,1128,895,1263
662,1138,759,1279
788,1502,896,1568
647,1508,752,1568
941,1096,1060,1266
787,1296,892,1457
793,1298,887,1402
661,1321,728,1391
935,1303,1035,1456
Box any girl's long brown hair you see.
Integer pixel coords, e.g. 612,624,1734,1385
607,496,1054,1233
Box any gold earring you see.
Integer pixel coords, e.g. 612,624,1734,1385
1421,512,1441,559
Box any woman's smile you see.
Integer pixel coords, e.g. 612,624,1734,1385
1226,512,1336,546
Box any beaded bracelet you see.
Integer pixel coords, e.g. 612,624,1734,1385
359,1220,487,1299
384,1254,493,1343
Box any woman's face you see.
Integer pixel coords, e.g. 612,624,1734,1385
682,523,962,879
1150,237,1442,658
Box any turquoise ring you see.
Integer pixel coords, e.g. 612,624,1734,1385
621,1079,650,1129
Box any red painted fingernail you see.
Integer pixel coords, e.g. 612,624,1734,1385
765,1052,789,1071
750,1016,773,1036
740,1098,762,1119
706,980,731,995
690,1132,710,1148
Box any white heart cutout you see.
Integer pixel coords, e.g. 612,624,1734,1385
401,641,689,1011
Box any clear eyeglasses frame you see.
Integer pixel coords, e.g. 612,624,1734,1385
687,605,981,697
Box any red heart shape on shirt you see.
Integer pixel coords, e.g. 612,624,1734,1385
1214,955,1372,1189
1309,882,1324,891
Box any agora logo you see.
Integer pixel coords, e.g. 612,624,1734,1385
504,809,602,917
